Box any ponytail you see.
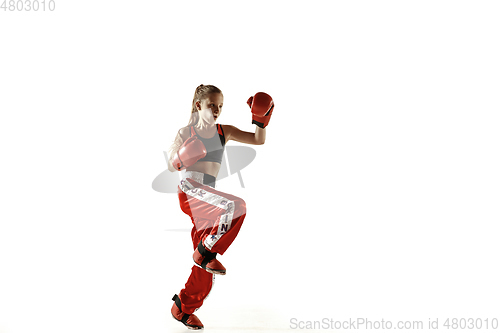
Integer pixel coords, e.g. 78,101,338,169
187,84,223,127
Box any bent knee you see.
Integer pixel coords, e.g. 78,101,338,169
233,197,246,215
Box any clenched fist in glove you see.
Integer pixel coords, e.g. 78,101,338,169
172,136,207,171
247,92,274,128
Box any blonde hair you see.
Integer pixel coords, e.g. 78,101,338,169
167,84,223,171
187,84,223,127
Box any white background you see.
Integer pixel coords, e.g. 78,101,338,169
1,1,499,332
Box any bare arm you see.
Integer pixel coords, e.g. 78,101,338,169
223,125,266,145
167,127,190,172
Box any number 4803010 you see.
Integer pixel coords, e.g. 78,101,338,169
1,0,56,11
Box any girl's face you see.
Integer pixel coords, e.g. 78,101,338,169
197,93,224,123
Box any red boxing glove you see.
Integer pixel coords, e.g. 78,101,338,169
247,92,274,128
172,136,207,171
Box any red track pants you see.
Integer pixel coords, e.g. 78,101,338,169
176,175,246,314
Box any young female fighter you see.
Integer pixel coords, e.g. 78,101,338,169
167,84,274,330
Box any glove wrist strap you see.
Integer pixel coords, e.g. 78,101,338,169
252,119,265,128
